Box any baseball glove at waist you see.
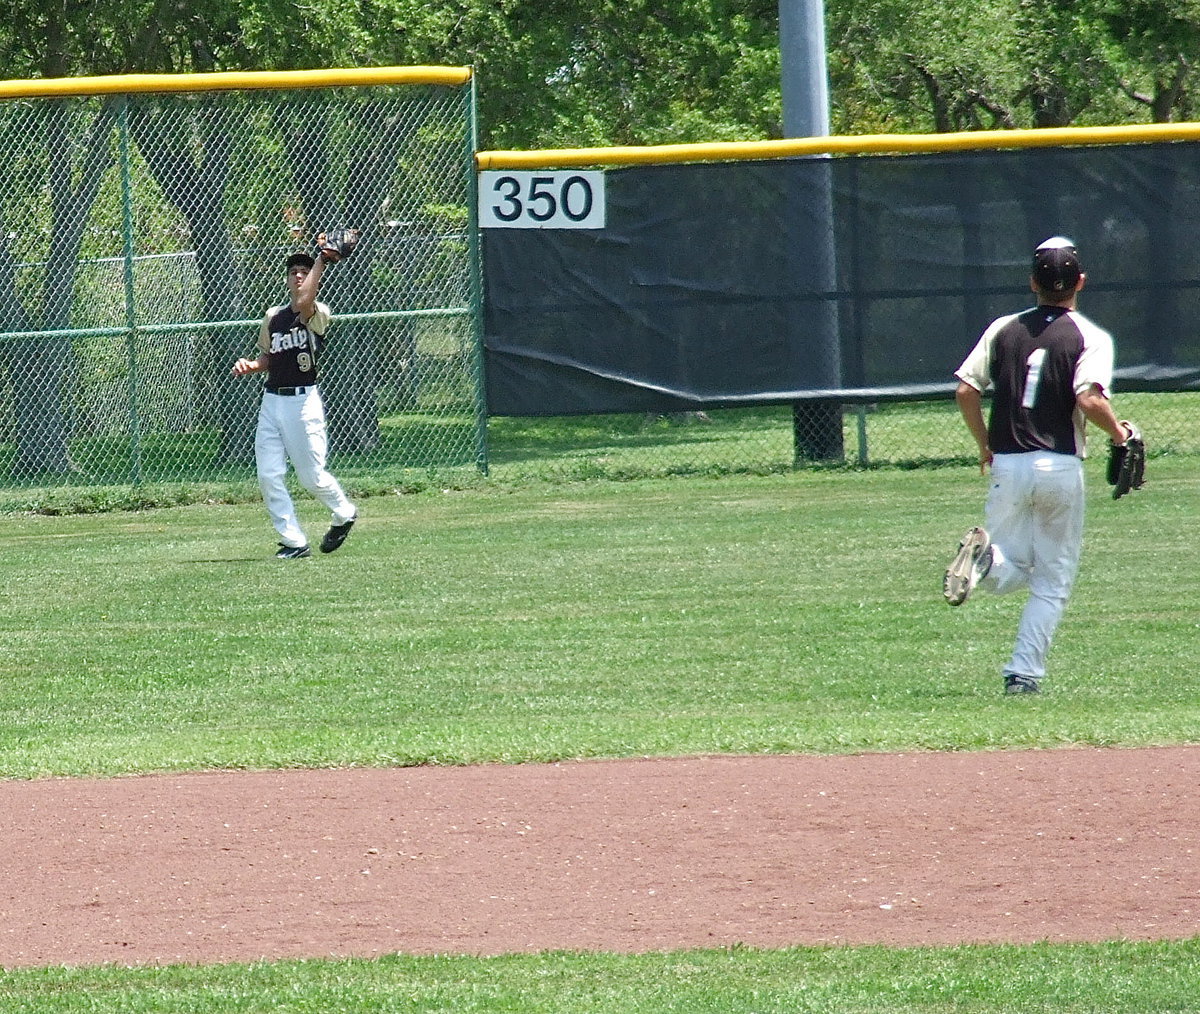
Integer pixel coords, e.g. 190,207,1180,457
1106,420,1145,500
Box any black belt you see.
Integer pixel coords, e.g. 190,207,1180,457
265,385,313,396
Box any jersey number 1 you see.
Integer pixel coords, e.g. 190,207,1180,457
1022,349,1046,409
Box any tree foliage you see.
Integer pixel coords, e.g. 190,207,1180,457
829,0,1200,132
2,0,1198,143
1098,0,1200,122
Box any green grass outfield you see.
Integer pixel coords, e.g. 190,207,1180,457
2,458,1199,1010
5,941,1200,1014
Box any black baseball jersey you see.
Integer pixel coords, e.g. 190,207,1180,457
260,302,331,388
955,305,1116,457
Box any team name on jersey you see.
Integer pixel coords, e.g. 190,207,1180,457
270,327,314,354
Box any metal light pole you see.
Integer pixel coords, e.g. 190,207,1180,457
779,0,843,461
780,0,830,138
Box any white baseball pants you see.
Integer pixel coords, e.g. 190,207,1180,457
255,388,356,548
978,451,1085,679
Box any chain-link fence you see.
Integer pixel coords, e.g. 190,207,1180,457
484,390,1199,481
3,81,1197,508
0,69,485,499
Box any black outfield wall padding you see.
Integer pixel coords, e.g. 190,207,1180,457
483,142,1200,416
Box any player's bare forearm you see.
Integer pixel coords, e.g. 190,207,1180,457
293,257,326,317
231,354,268,377
1076,385,1130,443
955,382,992,472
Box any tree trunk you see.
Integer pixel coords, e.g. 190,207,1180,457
128,100,257,466
8,100,117,477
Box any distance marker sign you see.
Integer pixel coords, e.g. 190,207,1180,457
479,170,606,229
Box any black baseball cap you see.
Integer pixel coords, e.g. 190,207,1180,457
286,252,315,270
1032,236,1081,292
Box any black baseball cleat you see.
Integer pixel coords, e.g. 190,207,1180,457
276,543,312,559
1004,674,1040,695
320,513,357,554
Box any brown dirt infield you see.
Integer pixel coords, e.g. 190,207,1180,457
3,746,1199,969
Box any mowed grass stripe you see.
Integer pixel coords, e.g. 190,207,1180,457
1,459,1197,778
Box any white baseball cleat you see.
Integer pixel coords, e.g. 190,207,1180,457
943,526,992,606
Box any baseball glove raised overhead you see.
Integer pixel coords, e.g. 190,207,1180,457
1106,420,1145,500
315,227,360,263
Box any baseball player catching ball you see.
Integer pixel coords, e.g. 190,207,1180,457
943,236,1139,694
231,232,359,559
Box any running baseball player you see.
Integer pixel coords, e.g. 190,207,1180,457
943,237,1134,694
231,242,357,559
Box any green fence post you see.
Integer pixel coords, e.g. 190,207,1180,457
117,97,143,486
463,73,489,476
855,405,869,465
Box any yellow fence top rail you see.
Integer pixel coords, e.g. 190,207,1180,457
0,66,472,99
477,121,1200,169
